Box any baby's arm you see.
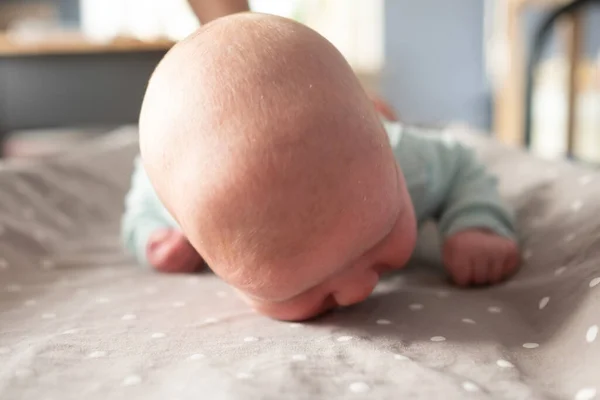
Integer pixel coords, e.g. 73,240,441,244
121,157,204,273
420,133,520,286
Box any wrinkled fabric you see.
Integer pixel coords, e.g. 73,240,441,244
0,127,598,400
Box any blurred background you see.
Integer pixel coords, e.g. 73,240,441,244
0,0,598,161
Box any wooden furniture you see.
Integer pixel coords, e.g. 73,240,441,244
0,33,174,156
0,33,174,57
494,0,585,147
523,0,599,157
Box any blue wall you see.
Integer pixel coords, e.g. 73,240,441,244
383,0,490,129
56,0,80,25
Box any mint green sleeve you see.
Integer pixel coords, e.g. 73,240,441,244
121,157,178,266
419,132,516,240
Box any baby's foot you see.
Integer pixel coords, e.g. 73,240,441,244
146,229,205,273
368,92,399,122
442,230,520,286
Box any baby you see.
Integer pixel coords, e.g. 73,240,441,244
122,13,520,321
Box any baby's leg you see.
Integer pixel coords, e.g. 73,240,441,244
147,229,205,273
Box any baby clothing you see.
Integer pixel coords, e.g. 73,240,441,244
121,122,515,266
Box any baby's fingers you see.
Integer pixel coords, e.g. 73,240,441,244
443,247,472,287
472,253,491,286
489,255,505,284
503,247,521,277
150,240,191,273
180,248,206,273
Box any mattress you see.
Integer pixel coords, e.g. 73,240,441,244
0,126,599,400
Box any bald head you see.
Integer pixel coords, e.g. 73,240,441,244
139,13,399,293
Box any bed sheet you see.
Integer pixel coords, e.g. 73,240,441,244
0,127,599,400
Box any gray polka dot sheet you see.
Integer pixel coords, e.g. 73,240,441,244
0,126,599,400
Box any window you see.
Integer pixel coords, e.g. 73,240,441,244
79,0,383,72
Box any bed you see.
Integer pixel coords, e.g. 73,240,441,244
0,126,599,400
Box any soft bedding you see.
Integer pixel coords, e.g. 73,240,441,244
0,126,599,400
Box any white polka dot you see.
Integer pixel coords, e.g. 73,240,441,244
151,332,166,339
571,200,584,212
15,368,33,378
121,314,137,321
40,259,55,270
204,318,219,324
42,313,56,319
122,375,142,386
0,347,11,355
288,323,303,329
5,284,22,293
431,336,446,342
189,354,205,360
88,351,107,358
523,249,533,260
236,372,254,380
488,306,502,314
523,343,539,349
555,267,568,276
144,287,158,295
565,233,576,243
462,381,480,392
409,303,424,311
586,325,598,343
376,319,392,325
186,277,200,285
216,291,228,298
349,382,370,393
62,329,78,335
462,318,476,325
291,354,307,361
23,299,37,307
394,354,410,361
578,175,593,186
590,278,600,288
172,301,186,308
337,336,354,342
437,290,450,298
243,336,259,343
496,359,514,368
0,258,8,270
539,297,550,310
95,297,110,304
575,387,597,400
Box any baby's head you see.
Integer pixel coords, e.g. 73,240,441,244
140,13,417,320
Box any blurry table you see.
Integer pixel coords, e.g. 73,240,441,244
0,33,174,156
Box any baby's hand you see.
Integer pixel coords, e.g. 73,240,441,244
443,230,520,287
146,229,204,273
